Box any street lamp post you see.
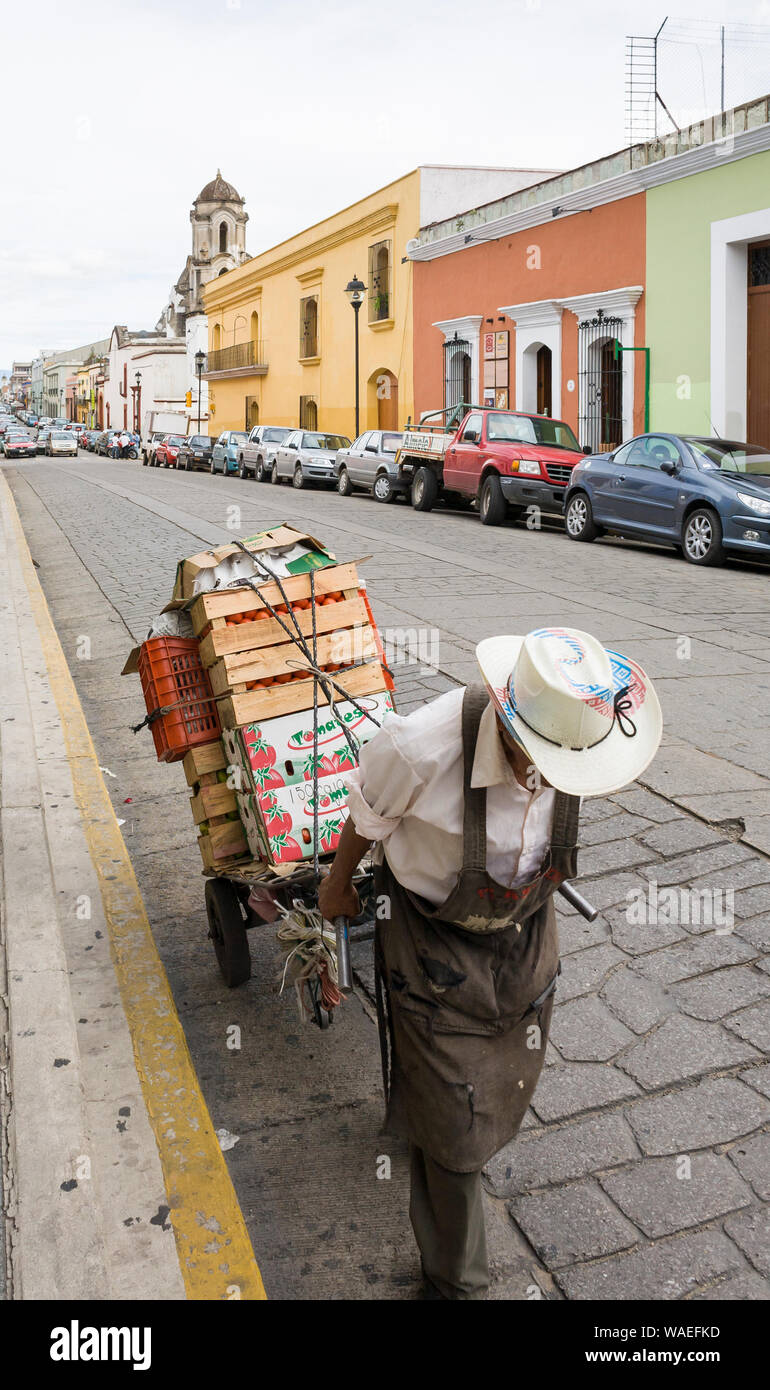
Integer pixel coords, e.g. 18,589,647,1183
134,370,142,434
344,273,366,438
195,350,205,432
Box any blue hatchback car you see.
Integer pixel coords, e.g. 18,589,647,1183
211,429,249,475
564,434,770,566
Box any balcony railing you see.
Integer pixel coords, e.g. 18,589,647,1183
206,340,268,374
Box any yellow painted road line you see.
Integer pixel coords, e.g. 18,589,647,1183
3,473,266,1301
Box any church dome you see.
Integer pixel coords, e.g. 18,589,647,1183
194,170,243,205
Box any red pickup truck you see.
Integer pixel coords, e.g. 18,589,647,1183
396,405,588,525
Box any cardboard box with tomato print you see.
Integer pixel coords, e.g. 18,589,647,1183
222,691,393,794
237,773,351,865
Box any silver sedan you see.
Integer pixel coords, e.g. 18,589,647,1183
335,429,406,502
272,429,351,489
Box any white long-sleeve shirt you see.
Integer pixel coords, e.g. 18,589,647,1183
346,687,555,906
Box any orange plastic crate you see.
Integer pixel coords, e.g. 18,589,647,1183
138,637,220,762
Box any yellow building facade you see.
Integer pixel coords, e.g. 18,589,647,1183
202,170,421,438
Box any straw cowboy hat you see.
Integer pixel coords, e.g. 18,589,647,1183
476,627,662,798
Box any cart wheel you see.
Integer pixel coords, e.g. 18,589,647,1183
205,878,251,987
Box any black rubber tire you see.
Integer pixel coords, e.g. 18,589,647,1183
479,473,507,526
210,457,216,474
682,507,724,566
412,466,438,512
565,491,599,542
337,466,352,497
255,456,264,481
238,456,247,479
293,464,305,490
205,878,251,988
373,472,396,503
271,461,280,484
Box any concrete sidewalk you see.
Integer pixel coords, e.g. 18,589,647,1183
0,471,264,1300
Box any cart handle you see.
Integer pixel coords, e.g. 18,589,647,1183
558,881,598,922
333,916,353,994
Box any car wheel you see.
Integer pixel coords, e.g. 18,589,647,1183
255,456,264,482
210,457,216,474
271,461,280,484
479,473,507,526
682,507,723,566
238,456,247,479
412,466,438,512
373,472,396,503
565,491,598,542
337,466,352,497
293,464,305,490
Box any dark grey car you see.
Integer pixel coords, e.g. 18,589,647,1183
272,430,351,489
336,429,406,502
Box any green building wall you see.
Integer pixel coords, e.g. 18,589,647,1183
646,148,770,434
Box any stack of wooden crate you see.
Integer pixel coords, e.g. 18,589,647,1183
188,559,393,870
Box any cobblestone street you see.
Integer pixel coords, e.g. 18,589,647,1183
5,453,769,1301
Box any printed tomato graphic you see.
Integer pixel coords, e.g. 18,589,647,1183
246,733,284,789
301,752,336,780
260,793,292,835
269,832,302,862
319,816,344,853
330,743,357,772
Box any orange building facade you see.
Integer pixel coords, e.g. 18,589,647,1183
411,189,647,453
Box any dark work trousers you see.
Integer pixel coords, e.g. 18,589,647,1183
409,1143,489,1300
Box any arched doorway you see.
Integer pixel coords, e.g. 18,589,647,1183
536,345,552,416
578,312,624,451
250,310,259,346
213,323,222,350
246,397,259,431
305,399,318,430
369,369,398,430
444,339,472,410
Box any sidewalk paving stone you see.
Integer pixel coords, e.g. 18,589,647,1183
600,1154,754,1238
627,932,757,986
486,1112,639,1195
557,942,627,1001
551,995,636,1061
510,1180,639,1268
556,1228,747,1300
625,1077,770,1155
726,1132,770,1201
618,1014,761,1089
530,1062,643,1124
671,966,770,1021
722,1205,770,1277
723,1001,770,1053
600,965,676,1033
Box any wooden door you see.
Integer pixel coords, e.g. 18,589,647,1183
748,242,770,447
536,345,552,416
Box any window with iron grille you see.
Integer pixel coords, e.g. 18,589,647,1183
368,240,391,322
299,295,319,357
578,310,624,453
299,395,318,429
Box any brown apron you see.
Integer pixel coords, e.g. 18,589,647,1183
374,683,580,1173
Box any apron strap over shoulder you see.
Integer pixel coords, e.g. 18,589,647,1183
461,683,490,873
550,789,581,851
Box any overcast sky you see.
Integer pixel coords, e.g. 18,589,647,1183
1,0,768,368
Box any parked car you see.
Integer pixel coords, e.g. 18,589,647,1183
46,430,78,457
155,434,187,468
397,406,586,524
176,434,216,471
143,432,167,466
84,430,100,451
272,430,351,488
565,433,770,567
96,430,119,456
211,430,249,475
336,429,406,502
3,431,37,458
237,425,293,479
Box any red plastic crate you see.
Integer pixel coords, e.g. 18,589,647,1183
138,637,221,762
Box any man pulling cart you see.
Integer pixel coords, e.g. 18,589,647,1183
320,626,662,1300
